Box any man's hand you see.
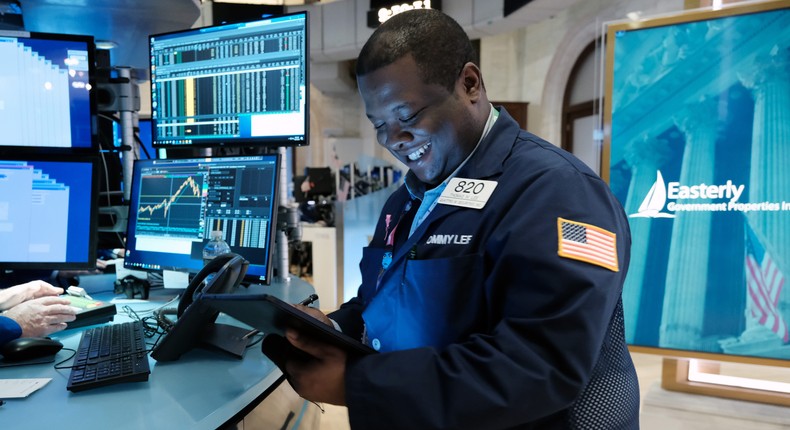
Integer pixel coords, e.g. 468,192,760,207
0,280,64,311
3,296,77,337
285,305,348,406
294,304,333,327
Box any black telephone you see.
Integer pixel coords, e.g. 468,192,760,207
152,253,251,362
177,252,249,316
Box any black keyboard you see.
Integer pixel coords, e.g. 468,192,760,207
67,320,151,392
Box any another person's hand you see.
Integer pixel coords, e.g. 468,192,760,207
285,326,348,406
3,296,77,337
0,280,64,311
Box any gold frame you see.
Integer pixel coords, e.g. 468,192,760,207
661,357,790,406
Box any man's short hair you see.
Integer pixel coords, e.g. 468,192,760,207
356,9,478,91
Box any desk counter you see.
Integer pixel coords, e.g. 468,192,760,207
0,278,315,430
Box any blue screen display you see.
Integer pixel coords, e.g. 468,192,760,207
0,157,97,268
0,32,94,149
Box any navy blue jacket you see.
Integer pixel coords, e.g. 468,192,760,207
330,108,639,429
0,316,22,347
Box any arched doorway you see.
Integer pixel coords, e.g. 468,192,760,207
561,41,600,174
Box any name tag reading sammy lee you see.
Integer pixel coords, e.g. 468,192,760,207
438,178,498,209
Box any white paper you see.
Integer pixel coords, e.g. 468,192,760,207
0,378,51,398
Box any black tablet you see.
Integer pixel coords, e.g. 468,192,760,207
200,293,377,356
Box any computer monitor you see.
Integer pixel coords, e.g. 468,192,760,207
123,155,280,284
148,11,309,149
0,30,96,150
0,154,99,269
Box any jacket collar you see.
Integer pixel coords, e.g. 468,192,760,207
460,106,521,181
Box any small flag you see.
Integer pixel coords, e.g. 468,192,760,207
744,221,788,343
558,218,618,272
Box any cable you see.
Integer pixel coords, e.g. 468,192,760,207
117,295,181,339
244,331,264,349
53,348,78,369
98,112,120,124
134,133,152,159
94,132,127,248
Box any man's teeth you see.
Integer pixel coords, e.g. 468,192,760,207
407,142,431,161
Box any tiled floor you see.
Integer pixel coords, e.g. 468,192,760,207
316,352,666,429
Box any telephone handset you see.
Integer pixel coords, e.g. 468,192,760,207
152,252,251,362
177,252,249,317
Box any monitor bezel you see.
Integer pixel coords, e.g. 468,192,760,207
147,10,310,150
0,30,98,153
0,152,100,270
123,154,281,284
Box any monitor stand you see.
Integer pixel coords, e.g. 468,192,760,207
200,323,255,359
163,270,190,289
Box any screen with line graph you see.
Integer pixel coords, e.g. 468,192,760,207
148,10,308,149
136,173,205,238
124,155,280,283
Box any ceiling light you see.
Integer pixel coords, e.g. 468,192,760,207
95,40,118,50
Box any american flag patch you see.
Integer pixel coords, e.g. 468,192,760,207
557,218,618,272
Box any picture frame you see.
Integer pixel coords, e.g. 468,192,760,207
602,0,790,368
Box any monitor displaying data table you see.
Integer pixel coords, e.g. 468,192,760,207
148,11,309,149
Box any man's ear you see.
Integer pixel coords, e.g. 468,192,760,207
459,62,483,102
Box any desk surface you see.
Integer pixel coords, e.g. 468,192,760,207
0,277,315,430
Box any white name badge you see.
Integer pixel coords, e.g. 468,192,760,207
438,178,498,209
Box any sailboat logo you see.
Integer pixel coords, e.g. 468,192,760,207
630,171,676,218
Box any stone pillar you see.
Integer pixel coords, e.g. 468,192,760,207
740,48,790,321
622,135,671,342
659,96,720,350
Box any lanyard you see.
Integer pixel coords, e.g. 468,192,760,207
378,199,415,288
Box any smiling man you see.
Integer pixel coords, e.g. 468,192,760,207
281,9,639,429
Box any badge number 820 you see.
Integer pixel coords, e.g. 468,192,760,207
438,178,498,209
